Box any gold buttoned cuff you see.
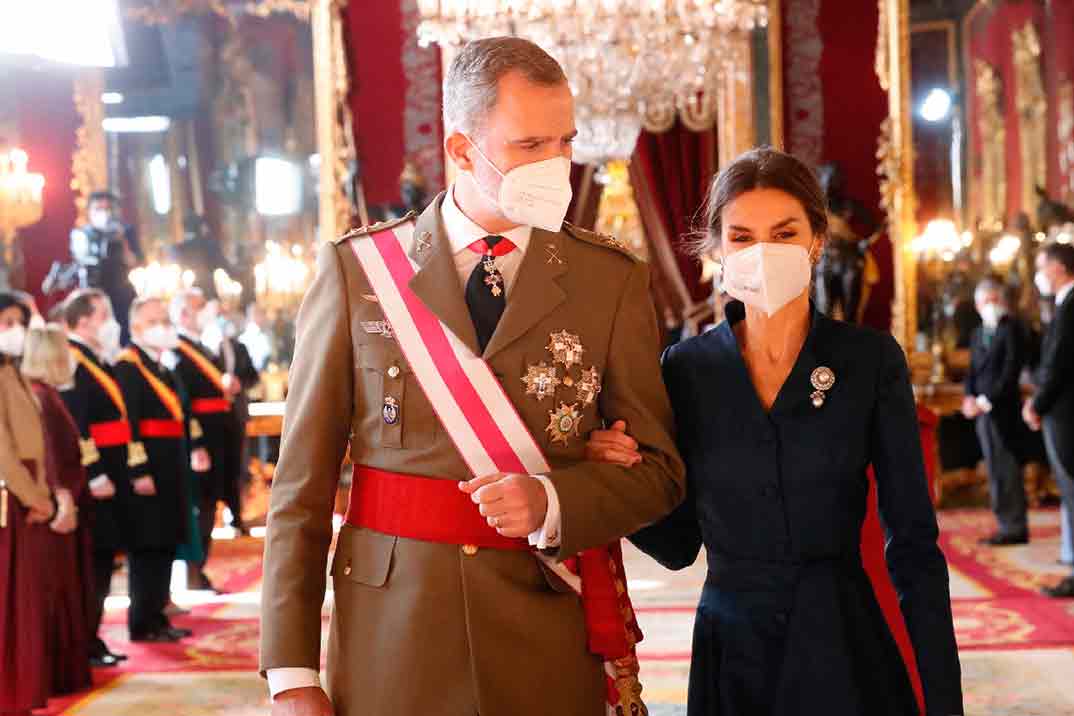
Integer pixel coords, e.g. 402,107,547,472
79,438,100,467
127,441,149,468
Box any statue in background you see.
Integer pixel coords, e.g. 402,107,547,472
814,162,880,323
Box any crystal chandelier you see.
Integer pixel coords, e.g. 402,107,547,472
0,148,45,282
417,0,768,165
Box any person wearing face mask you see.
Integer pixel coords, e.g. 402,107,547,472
169,289,238,592
1024,242,1074,598
261,37,684,716
586,148,963,716
113,297,207,641
0,292,58,716
21,323,94,694
69,191,143,344
59,288,132,667
961,278,1030,546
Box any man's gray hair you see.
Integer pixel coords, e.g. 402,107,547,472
169,287,204,326
442,36,567,135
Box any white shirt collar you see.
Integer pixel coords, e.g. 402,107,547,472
67,333,99,359
1056,281,1074,307
132,338,162,364
440,184,531,256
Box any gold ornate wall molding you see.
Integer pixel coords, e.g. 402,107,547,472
975,59,1006,230
127,0,310,25
71,70,108,224
767,0,784,150
876,0,916,349
1012,20,1047,219
1059,78,1074,205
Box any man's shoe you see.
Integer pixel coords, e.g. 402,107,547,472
91,639,128,663
164,601,190,617
1042,576,1074,598
165,626,193,638
979,532,1029,546
89,652,120,668
130,629,182,643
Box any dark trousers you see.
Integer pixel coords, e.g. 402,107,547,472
1044,419,1074,574
196,428,242,567
91,548,116,649
975,414,1028,536
128,548,174,637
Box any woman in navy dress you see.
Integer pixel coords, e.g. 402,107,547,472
589,148,963,715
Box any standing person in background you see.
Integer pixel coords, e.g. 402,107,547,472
60,289,131,667
114,297,205,641
0,293,57,716
1024,242,1074,597
962,277,1030,546
170,289,237,591
22,324,93,694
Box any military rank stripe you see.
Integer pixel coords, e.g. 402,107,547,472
348,224,550,479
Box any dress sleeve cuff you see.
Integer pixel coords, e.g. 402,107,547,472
528,474,561,549
266,667,321,698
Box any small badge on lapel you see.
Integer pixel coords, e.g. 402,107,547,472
522,361,561,401
361,320,394,340
545,243,564,265
810,366,835,408
546,403,582,446
416,231,432,254
547,330,584,371
576,366,603,407
382,396,400,425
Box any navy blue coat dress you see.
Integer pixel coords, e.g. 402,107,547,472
632,302,963,716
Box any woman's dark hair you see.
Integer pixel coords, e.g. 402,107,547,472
1041,242,1074,275
690,146,829,258
0,292,31,326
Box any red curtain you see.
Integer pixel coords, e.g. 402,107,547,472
629,122,718,326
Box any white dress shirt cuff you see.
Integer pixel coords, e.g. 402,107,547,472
528,475,561,549
266,667,321,698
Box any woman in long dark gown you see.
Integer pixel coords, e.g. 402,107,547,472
0,293,56,716
23,324,94,695
588,149,963,715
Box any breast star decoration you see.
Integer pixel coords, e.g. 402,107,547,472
547,330,584,371
810,366,836,408
576,366,603,407
521,361,560,402
546,402,582,445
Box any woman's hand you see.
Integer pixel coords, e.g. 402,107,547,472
49,488,78,534
585,420,643,467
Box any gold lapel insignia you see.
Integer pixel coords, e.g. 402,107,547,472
416,231,432,253
522,361,560,402
546,402,582,446
547,330,584,371
545,243,564,265
576,366,603,407
810,366,835,408
361,320,394,339
361,294,380,303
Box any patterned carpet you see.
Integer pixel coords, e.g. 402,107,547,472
31,508,1074,715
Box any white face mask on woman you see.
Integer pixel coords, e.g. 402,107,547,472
466,137,573,232
722,242,813,317
0,323,26,357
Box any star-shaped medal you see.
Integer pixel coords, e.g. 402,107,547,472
546,403,582,446
547,330,584,371
521,361,560,402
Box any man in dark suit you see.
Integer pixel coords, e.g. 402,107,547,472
60,289,130,666
963,278,1028,545
1024,242,1074,597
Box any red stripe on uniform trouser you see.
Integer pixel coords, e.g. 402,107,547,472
346,466,529,550
139,419,184,439
191,397,230,414
89,420,132,447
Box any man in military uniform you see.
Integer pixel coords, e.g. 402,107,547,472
69,191,142,343
60,289,131,667
261,37,685,716
169,288,241,590
114,297,209,641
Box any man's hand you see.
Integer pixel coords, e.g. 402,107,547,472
50,489,78,534
585,420,642,467
961,396,980,420
459,473,548,538
191,447,212,473
223,373,243,397
132,475,157,496
88,474,116,500
1023,399,1042,432
271,686,333,716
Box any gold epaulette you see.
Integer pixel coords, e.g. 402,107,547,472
79,438,100,467
562,222,638,261
127,441,148,469
333,212,418,245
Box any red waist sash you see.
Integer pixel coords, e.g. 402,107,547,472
139,419,184,439
346,466,528,551
191,397,231,415
89,420,132,447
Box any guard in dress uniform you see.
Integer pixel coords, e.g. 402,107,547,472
59,289,132,667
261,37,685,716
114,296,205,641
169,289,241,591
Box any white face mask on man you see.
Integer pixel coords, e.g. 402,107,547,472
0,323,27,357
979,304,1007,328
465,137,573,232
1035,270,1054,297
97,318,121,355
142,324,180,352
721,242,813,317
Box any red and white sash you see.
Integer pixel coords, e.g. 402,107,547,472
348,224,646,715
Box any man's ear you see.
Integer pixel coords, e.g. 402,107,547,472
445,132,474,173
